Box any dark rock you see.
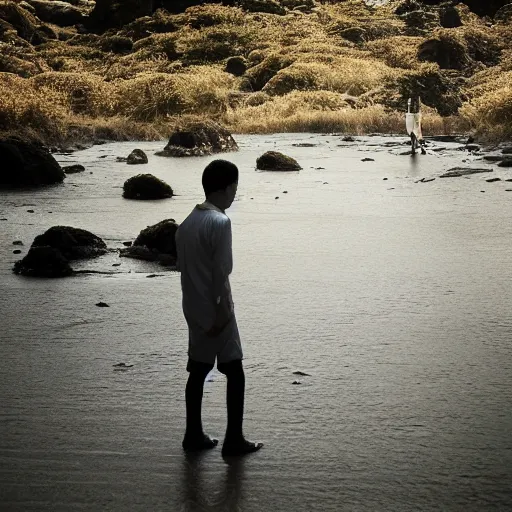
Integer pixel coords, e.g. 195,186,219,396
99,35,133,54
0,2,44,43
418,36,470,71
225,56,247,77
401,10,439,34
486,177,502,182
88,0,154,30
13,240,23,245
120,219,179,265
502,147,512,154
96,302,109,307
122,241,132,246
27,209,34,213
0,138,65,188
157,120,238,157
361,158,375,162
113,362,133,367
112,262,121,266
342,136,356,142
32,226,107,259
439,168,493,178
396,68,466,116
292,380,301,385
123,174,173,200
498,159,512,168
439,5,462,28
126,149,148,165
465,144,480,152
483,155,507,161
394,0,423,15
256,151,301,171
419,0,509,17
293,371,311,376
243,54,294,92
24,0,83,26
339,26,367,44
494,4,512,23
238,0,286,15
13,249,21,254
63,164,85,174
13,246,73,277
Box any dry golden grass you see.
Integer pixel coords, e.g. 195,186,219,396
0,0,511,143
365,36,424,69
113,67,236,121
262,57,402,96
224,90,451,134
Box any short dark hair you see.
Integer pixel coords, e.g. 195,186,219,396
202,159,239,195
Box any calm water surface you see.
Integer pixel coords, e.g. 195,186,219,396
1,134,511,511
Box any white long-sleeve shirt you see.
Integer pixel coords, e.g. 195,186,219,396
176,201,233,332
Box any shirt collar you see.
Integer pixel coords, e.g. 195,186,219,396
196,200,224,213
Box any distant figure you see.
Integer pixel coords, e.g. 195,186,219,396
406,97,426,155
175,159,263,457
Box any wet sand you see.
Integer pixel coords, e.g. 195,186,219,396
1,134,512,511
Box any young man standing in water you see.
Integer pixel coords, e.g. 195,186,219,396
175,159,263,457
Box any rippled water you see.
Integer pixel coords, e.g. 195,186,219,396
1,134,511,511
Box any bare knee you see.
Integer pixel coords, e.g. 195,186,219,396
217,359,244,379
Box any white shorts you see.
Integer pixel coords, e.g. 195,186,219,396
187,315,243,365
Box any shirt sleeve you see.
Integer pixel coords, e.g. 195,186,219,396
212,217,233,302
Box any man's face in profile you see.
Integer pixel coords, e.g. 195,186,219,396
226,181,238,209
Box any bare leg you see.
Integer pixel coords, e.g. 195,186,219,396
218,360,263,456
410,133,417,155
183,361,218,451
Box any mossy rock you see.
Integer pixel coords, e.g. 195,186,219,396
256,151,301,171
0,1,41,42
13,245,73,277
225,56,247,76
157,120,238,157
338,26,367,44
32,226,108,259
126,149,148,165
395,67,466,116
417,35,470,70
99,35,133,53
0,138,65,188
23,0,84,27
123,174,173,199
238,0,286,15
120,219,179,265
244,54,295,91
401,10,439,35
439,5,463,28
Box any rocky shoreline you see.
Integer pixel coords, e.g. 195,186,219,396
1,0,511,147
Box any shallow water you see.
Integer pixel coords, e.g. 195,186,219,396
1,134,512,511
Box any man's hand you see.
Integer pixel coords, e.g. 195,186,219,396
205,296,233,337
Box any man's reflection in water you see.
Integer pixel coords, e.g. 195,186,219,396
180,452,245,511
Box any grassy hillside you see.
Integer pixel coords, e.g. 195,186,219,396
0,0,511,145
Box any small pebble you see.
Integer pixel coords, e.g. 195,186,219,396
96,302,109,307
283,191,288,193
361,158,374,162
383,178,388,180
12,241,23,245
122,241,132,247
112,263,121,267
275,196,279,199
13,250,21,254
27,209,34,213
292,380,301,385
